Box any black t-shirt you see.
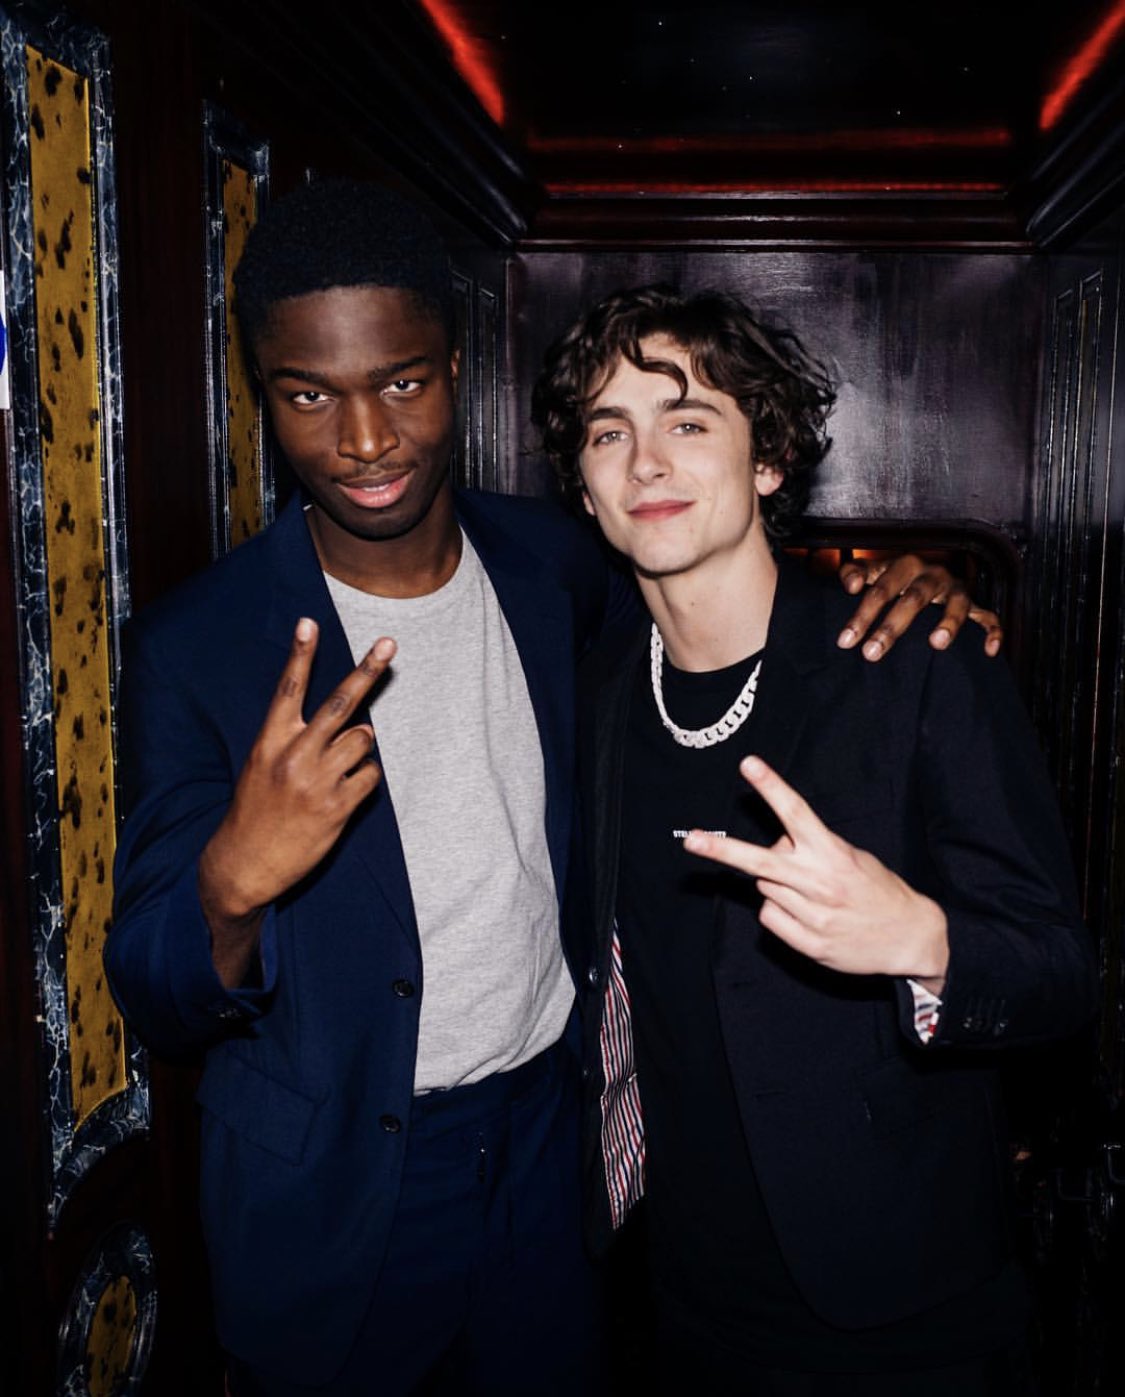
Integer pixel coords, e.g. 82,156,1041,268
618,641,1030,1370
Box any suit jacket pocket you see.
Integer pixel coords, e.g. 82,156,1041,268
196,1052,321,1164
859,1054,986,1141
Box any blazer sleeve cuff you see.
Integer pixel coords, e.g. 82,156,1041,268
917,906,1095,1048
164,860,279,1037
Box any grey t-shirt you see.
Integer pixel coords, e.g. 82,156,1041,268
325,533,573,1091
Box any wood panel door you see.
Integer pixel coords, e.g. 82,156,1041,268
1025,204,1125,1396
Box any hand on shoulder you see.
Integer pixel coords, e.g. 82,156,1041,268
835,553,1003,662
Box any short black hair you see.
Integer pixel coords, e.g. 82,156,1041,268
233,178,455,349
531,284,835,541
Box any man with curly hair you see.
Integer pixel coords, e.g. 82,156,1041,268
533,284,1096,1395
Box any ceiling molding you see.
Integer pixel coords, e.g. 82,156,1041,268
522,192,1030,252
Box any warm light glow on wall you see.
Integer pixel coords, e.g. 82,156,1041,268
416,0,505,125
1040,0,1125,130
546,180,1005,195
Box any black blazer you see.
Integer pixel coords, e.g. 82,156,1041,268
574,556,1096,1330
106,489,613,1382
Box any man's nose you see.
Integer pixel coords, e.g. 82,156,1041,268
338,395,398,464
628,433,671,483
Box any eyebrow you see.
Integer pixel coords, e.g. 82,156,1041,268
266,354,434,386
586,395,723,422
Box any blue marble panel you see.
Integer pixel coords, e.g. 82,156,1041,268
202,101,271,557
56,1222,157,1395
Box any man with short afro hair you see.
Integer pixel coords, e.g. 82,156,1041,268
233,178,456,348
107,175,612,1396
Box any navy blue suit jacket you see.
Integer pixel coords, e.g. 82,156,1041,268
106,490,612,1381
576,557,1097,1330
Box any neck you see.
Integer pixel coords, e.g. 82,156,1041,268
308,484,462,597
638,538,778,672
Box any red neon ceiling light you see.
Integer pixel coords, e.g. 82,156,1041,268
1040,0,1125,130
415,0,505,126
530,129,1011,156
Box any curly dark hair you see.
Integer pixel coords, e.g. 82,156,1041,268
531,284,836,541
233,178,454,350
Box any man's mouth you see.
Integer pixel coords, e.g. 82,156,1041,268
627,499,694,520
337,471,412,510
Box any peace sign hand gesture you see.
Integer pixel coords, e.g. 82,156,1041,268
684,755,949,994
199,618,396,987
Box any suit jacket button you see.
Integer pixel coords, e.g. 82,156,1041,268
587,966,600,987
392,979,415,998
379,1114,402,1133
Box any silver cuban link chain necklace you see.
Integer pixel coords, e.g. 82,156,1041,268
649,623,762,749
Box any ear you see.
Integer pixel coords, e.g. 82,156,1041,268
580,483,596,517
753,462,784,498
449,348,461,386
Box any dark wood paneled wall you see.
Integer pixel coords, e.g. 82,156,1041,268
1023,204,1125,1395
508,250,1045,537
1029,210,1125,947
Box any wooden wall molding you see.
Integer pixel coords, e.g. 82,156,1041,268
521,190,1030,252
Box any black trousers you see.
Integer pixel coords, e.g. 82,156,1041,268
654,1303,1038,1397
227,1040,604,1397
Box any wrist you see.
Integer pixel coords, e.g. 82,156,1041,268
909,896,949,993
198,834,267,926
199,849,266,991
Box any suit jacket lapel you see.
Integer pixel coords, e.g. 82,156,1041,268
260,496,419,948
728,556,836,844
589,625,646,947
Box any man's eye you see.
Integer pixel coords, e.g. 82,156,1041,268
673,421,704,434
385,379,423,395
291,390,328,406
591,428,626,446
